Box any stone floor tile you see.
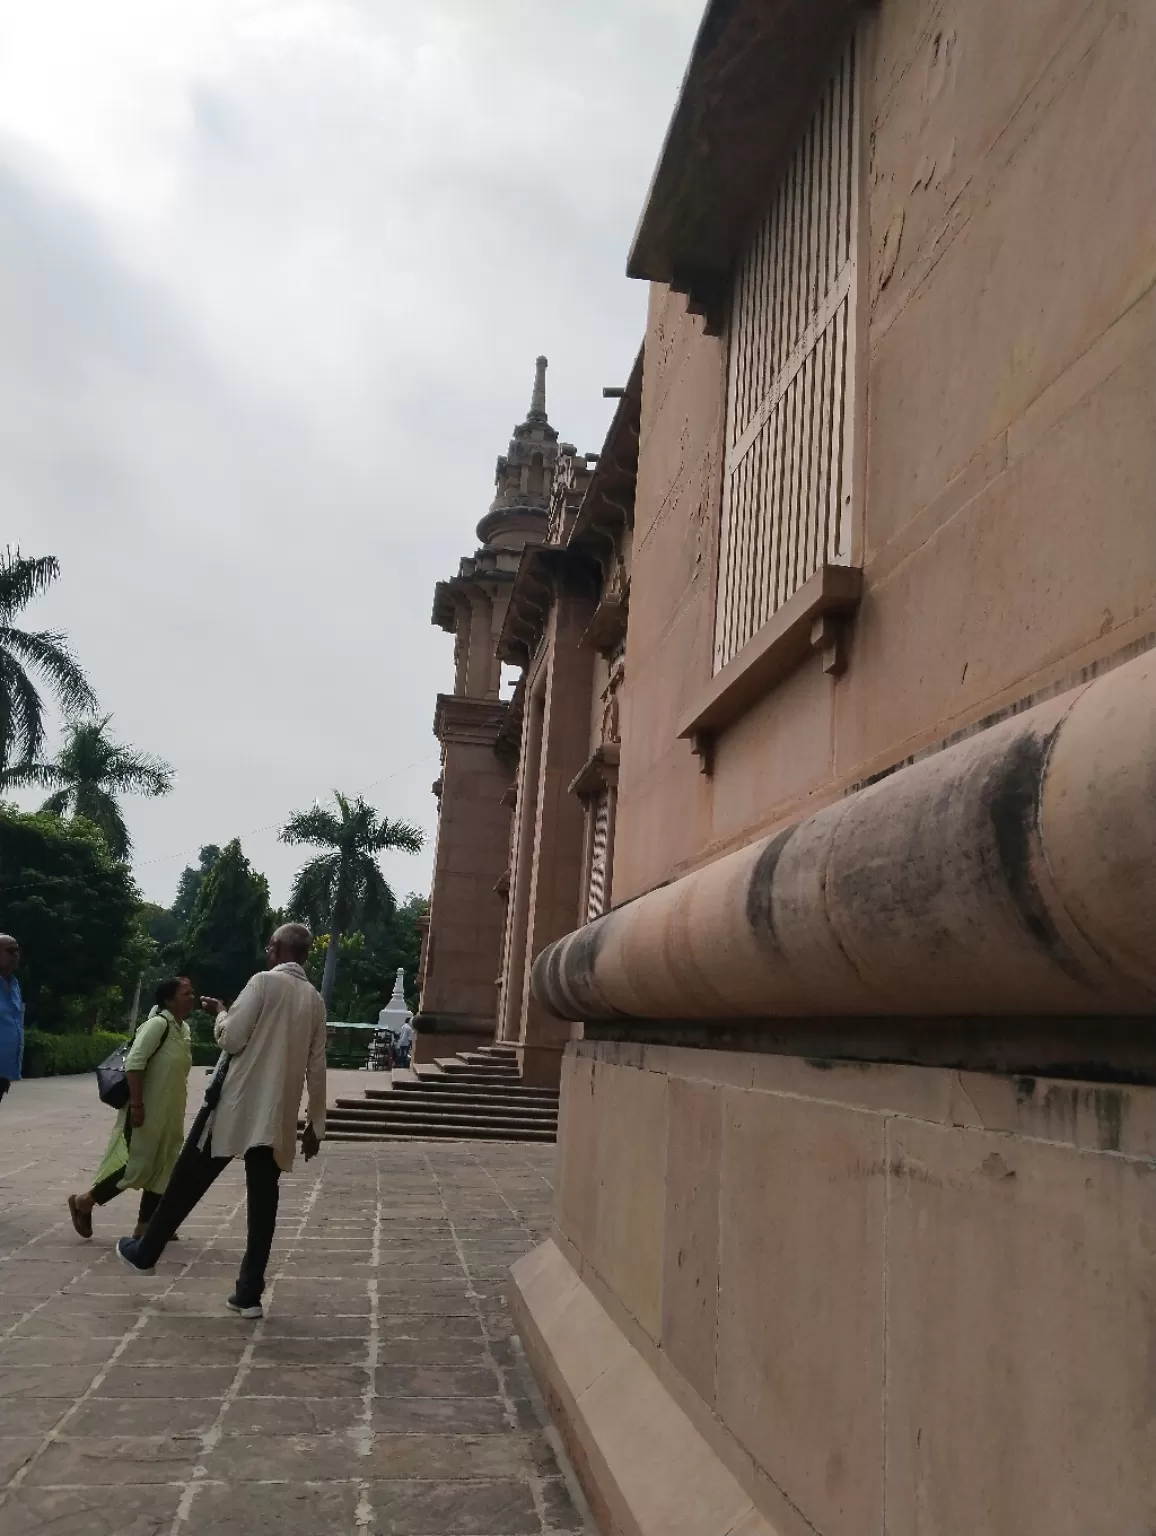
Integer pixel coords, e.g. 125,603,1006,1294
118,1332,249,1366
260,1314,370,1338
240,1363,369,1398
220,1396,365,1435
250,1335,368,1366
387,1312,485,1340
0,1335,121,1367
0,1484,183,1535
369,1476,539,1534
68,1397,222,1436
2,1364,101,1399
22,1435,200,1487
367,1431,556,1481
372,1396,512,1434
181,1479,361,1535
375,1364,501,1398
376,1335,490,1366
0,1436,41,1484
541,1475,588,1530
202,1431,358,1482
96,1364,237,1398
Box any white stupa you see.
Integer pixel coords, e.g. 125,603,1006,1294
377,969,412,1035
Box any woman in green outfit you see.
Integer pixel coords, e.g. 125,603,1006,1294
68,976,195,1240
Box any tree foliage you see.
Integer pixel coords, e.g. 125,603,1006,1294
178,838,272,1003
13,715,174,861
303,895,428,1021
171,845,221,928
0,806,139,1030
0,548,97,776
280,792,423,1007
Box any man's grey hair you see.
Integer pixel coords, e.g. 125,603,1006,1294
272,922,313,961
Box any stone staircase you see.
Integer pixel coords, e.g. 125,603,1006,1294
321,1043,559,1143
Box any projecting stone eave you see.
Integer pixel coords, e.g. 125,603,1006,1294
626,0,867,328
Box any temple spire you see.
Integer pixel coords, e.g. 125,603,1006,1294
528,355,548,422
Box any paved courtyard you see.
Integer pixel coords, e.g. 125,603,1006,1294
0,1074,589,1535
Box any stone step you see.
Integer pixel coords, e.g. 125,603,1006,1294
374,1084,558,1104
324,1111,557,1139
337,1099,558,1124
326,1126,556,1144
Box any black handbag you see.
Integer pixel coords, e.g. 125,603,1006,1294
96,1016,173,1109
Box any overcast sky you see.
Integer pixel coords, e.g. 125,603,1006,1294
0,0,701,907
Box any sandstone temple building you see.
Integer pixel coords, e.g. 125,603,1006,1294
419,2,1156,1532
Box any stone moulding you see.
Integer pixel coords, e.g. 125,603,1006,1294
532,649,1156,1029
677,562,862,770
509,1239,780,1536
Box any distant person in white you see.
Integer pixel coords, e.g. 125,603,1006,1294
396,1016,415,1067
116,923,327,1319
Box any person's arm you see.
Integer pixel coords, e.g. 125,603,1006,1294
210,974,266,1055
301,1002,327,1158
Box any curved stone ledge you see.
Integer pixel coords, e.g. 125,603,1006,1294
531,649,1156,1023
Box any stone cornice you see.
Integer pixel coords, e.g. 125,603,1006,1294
433,693,510,748
568,743,621,801
627,0,867,330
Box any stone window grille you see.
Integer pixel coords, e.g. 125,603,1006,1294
714,30,863,672
585,790,613,922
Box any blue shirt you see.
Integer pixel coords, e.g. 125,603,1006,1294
0,975,24,1081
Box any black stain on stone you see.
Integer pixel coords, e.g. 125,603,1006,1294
1092,1087,1124,1152
745,825,797,952
534,912,622,1022
984,728,1093,988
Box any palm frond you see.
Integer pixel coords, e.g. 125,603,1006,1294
369,816,424,855
0,650,48,765
0,758,58,791
41,788,71,816
0,626,97,717
280,806,343,847
288,855,340,929
0,549,61,619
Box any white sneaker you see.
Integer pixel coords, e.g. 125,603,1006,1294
226,1293,263,1320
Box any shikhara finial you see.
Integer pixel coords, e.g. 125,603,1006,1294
528,355,548,420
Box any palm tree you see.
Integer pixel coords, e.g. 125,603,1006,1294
18,715,174,861
0,548,97,777
280,792,424,1009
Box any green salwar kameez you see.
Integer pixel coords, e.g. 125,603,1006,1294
90,1009,193,1198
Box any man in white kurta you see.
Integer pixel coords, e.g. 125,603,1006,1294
116,924,327,1318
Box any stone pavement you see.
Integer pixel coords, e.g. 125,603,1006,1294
0,1075,590,1535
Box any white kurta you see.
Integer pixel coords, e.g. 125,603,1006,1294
210,962,327,1172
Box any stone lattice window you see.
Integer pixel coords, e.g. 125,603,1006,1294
585,790,613,922
714,31,862,672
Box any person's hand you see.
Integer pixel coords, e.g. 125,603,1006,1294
200,997,226,1016
301,1124,321,1161
130,1103,145,1128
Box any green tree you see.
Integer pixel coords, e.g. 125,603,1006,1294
280,792,423,1008
0,806,139,1030
303,896,427,1021
17,715,173,860
171,845,221,927
179,838,272,1003
0,548,96,777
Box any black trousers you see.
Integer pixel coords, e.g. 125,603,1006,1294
0,1077,9,1103
90,1173,161,1225
136,1143,281,1303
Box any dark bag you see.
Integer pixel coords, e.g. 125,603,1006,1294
96,1016,173,1109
